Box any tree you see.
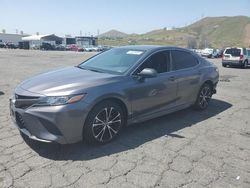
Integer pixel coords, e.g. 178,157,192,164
2,29,6,34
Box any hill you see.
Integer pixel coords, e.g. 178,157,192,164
98,29,128,39
183,16,250,47
98,16,250,48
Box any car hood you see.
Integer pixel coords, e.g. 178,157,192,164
19,67,120,96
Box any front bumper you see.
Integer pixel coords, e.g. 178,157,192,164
9,96,90,144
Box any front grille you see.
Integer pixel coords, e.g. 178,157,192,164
14,94,41,109
16,112,25,129
15,94,40,100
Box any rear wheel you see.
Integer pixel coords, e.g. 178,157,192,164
241,61,248,69
83,101,125,144
194,83,212,110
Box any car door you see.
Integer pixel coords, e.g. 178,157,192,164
129,50,178,120
170,49,201,106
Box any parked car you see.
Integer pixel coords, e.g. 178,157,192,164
222,47,249,68
0,40,5,48
193,49,202,56
67,44,83,52
77,46,85,52
5,42,18,49
201,48,214,58
30,44,40,50
40,43,55,51
55,44,66,51
10,46,219,144
213,49,224,58
83,45,95,52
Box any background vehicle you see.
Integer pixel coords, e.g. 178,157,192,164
40,43,55,51
222,47,249,68
201,48,214,58
10,46,219,144
66,44,84,52
55,44,66,51
215,49,224,58
0,40,5,48
83,45,95,52
247,48,250,62
212,49,224,58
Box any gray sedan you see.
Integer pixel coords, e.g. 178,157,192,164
9,45,219,144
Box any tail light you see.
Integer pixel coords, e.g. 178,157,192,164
240,54,243,60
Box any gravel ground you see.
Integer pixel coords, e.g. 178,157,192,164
0,49,250,188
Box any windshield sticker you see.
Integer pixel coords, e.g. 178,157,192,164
126,50,143,55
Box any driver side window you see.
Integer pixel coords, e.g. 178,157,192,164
136,51,170,74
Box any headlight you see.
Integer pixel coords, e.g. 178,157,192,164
35,94,85,106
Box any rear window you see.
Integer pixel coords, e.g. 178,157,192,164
225,48,241,57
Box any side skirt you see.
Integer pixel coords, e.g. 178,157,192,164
127,102,193,125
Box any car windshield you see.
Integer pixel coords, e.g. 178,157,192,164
225,48,241,57
78,48,145,75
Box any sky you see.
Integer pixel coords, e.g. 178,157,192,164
0,0,250,36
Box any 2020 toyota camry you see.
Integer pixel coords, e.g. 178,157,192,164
9,46,219,144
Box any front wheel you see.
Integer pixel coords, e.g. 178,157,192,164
83,101,125,144
193,83,212,110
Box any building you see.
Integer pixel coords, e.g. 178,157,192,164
62,37,76,45
22,34,62,49
75,36,98,46
0,33,28,45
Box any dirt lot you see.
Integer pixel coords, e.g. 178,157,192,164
0,49,250,188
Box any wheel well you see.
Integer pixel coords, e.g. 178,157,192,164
203,80,213,89
94,98,128,119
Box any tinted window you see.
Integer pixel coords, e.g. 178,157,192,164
171,50,198,70
243,48,247,55
137,51,170,74
225,48,241,57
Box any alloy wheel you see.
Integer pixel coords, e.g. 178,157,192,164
199,86,211,109
92,107,122,142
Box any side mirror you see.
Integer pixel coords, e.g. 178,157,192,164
137,68,157,79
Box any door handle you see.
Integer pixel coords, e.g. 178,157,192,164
168,76,175,81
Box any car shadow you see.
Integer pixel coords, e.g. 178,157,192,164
23,98,232,161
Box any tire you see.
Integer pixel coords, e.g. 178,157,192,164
83,100,125,144
222,64,226,67
193,83,212,110
241,61,248,69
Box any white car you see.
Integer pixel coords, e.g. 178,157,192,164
222,47,249,68
201,48,214,58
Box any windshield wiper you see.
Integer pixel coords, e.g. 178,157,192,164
76,65,86,70
76,66,103,73
88,69,103,73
